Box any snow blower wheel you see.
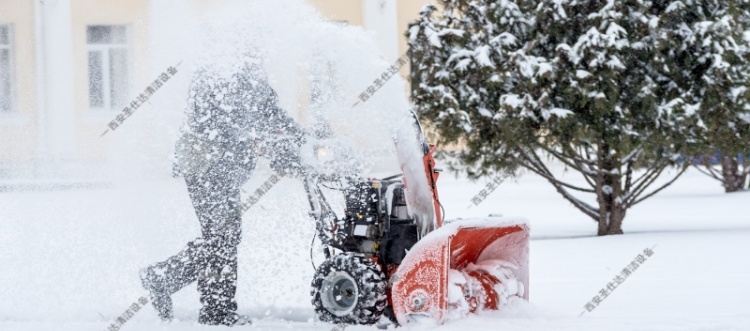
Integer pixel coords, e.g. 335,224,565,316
311,253,387,325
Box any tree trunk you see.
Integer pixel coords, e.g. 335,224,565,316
596,173,626,236
597,206,626,235
722,156,744,193
595,146,626,236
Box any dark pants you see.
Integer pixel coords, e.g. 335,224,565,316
148,156,253,319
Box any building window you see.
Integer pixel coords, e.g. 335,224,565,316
87,25,129,110
0,24,12,112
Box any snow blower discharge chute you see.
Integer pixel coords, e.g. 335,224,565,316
304,116,529,326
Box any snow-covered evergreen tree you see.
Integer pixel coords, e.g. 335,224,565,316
660,0,750,192
408,0,713,235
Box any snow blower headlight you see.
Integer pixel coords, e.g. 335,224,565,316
315,146,335,163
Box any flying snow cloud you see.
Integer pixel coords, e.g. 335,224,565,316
137,0,422,180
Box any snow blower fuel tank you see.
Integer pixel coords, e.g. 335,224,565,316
334,179,421,265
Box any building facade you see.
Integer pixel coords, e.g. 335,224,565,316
0,0,429,179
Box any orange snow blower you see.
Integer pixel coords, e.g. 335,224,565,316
306,114,529,326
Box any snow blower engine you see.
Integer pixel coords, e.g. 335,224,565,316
304,115,530,326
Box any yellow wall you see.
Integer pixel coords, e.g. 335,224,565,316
397,0,431,77
0,0,37,163
307,0,363,25
307,0,431,79
71,0,150,160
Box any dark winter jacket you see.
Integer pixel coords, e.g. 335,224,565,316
174,62,304,177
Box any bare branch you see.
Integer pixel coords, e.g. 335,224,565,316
511,148,600,221
627,164,667,207
576,161,598,188
537,143,598,189
582,145,593,163
524,159,597,193
624,154,636,193
700,158,724,180
564,144,599,171
693,164,723,182
621,147,643,164
537,144,587,173
551,181,600,220
631,165,689,207
517,149,597,193
571,145,597,166
629,160,667,192
566,145,599,188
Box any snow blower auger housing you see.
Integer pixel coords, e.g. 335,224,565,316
306,116,529,326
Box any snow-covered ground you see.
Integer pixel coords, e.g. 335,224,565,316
1,164,748,331
3,0,747,330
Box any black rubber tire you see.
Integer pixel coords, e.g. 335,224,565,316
311,253,387,325
381,306,398,325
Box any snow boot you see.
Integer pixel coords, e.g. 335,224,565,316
139,266,174,322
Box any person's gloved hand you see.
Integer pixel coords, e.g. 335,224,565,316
269,136,306,177
287,126,308,147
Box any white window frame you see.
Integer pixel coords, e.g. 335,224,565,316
86,25,130,112
0,23,15,113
